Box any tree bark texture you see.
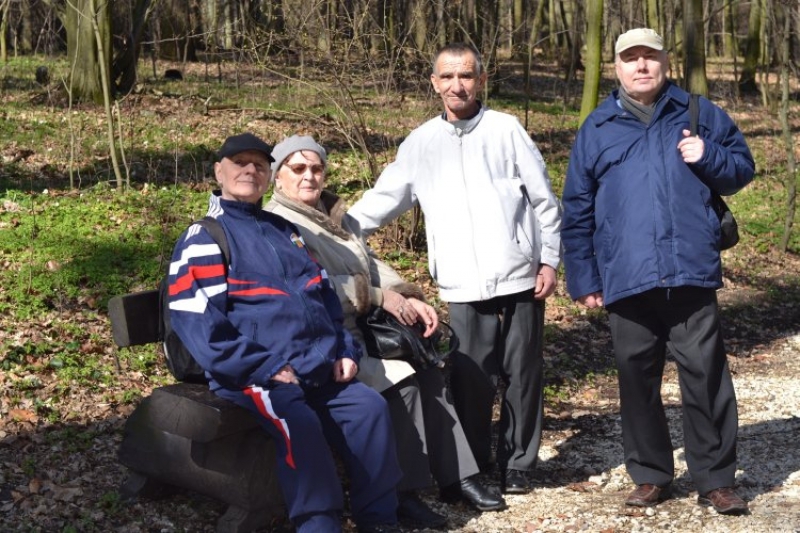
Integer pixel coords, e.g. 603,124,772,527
739,0,762,94
778,2,797,251
67,0,111,104
579,0,603,126
683,0,708,96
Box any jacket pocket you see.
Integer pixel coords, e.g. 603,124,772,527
514,183,538,260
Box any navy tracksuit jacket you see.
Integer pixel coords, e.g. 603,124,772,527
168,192,401,531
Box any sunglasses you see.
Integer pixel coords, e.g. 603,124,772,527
286,163,325,176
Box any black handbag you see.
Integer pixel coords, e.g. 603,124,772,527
709,193,739,250
689,94,740,250
357,306,459,370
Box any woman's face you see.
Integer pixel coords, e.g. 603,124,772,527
275,150,326,207
214,150,271,204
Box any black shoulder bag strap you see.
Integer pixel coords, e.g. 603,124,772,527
688,94,739,250
196,217,230,267
688,93,700,137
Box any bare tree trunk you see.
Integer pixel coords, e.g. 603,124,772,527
683,0,708,95
89,0,124,190
0,0,9,63
529,0,546,53
579,0,603,126
723,0,737,59
12,0,33,53
523,0,547,130
778,2,797,251
646,0,662,34
66,0,111,103
512,0,524,54
433,0,446,49
409,0,428,51
739,0,761,94
756,0,771,107
112,0,154,96
223,0,234,49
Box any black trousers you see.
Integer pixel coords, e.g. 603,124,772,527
449,290,545,472
606,287,739,495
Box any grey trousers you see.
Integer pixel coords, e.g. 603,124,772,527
606,287,739,495
383,367,480,491
449,291,545,472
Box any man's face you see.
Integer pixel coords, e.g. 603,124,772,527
214,150,271,204
430,51,487,121
615,45,669,105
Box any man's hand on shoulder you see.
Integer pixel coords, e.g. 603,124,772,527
534,264,557,300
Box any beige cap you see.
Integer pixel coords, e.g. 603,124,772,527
615,28,664,55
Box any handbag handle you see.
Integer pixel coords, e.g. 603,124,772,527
425,321,459,369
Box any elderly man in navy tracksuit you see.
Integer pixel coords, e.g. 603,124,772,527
168,133,402,533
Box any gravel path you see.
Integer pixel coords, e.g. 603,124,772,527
427,333,800,533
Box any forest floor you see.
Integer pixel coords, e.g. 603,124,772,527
1,57,799,532
2,247,799,533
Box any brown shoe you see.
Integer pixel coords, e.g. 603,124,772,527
625,484,670,507
698,487,748,515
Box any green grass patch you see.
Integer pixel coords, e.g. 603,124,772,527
0,184,210,320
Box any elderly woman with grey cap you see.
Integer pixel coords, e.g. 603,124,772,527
266,135,506,530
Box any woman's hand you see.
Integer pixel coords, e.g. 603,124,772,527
383,289,439,337
382,289,418,326
406,298,439,337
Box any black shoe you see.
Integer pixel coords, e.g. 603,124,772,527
440,476,506,512
502,469,530,494
357,524,402,533
397,491,447,529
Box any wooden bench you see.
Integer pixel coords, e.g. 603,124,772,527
108,290,284,533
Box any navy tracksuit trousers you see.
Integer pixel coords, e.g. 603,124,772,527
218,379,401,532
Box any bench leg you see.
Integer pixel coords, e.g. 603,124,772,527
119,470,176,501
216,503,278,533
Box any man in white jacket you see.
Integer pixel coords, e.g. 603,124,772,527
349,42,562,500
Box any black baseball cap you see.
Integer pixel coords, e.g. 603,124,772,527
218,133,275,162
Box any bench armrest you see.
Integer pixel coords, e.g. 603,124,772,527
108,290,160,347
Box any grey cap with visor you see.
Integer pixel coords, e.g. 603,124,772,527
270,135,327,173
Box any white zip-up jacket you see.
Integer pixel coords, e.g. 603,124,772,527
348,105,562,303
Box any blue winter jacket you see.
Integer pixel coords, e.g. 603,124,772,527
168,192,362,392
562,83,755,306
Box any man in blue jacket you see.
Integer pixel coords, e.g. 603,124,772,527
562,29,754,515
168,133,402,533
